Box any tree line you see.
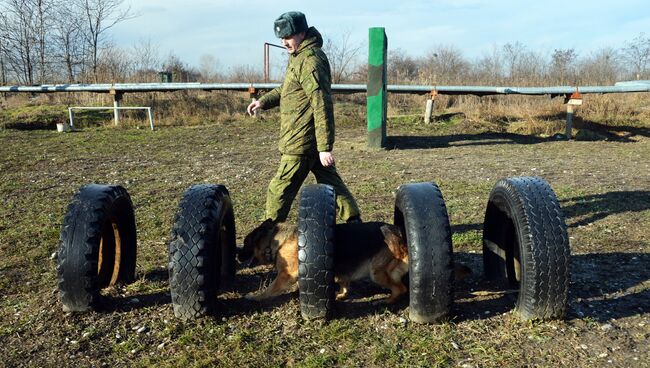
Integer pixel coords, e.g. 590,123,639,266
387,35,650,87
1,0,649,87
0,0,136,84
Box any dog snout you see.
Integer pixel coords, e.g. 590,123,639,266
237,246,253,263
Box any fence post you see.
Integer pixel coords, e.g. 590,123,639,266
565,104,574,139
367,27,387,149
424,99,433,124
110,89,122,126
68,108,75,129
424,90,437,124
564,90,582,140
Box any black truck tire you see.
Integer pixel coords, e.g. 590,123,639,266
482,176,570,320
297,184,336,320
394,182,453,323
215,186,237,291
168,184,236,320
57,184,137,312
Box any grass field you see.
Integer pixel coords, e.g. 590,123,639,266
0,100,649,367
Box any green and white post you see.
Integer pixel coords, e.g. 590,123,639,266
367,27,387,149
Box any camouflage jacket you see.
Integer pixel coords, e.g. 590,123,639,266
258,27,335,155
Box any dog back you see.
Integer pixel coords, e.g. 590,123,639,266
333,222,405,277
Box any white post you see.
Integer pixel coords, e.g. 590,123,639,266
424,98,434,124
424,90,437,124
111,90,122,126
147,107,154,130
113,96,121,126
68,108,75,128
565,95,582,140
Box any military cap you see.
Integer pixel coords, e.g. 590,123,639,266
274,11,308,38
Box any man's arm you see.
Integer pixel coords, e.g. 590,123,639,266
247,86,282,116
300,57,335,165
258,86,282,109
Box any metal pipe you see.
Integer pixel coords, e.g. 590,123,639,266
263,43,284,83
264,44,268,82
2,81,650,95
68,106,155,130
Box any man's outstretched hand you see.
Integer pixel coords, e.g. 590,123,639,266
319,151,335,167
247,100,262,116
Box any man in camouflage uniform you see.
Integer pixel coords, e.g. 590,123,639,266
247,11,361,223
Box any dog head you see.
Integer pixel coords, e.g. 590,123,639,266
238,219,277,267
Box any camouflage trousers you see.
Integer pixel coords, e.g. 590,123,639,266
265,154,361,222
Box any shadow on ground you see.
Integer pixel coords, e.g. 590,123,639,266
386,132,554,149
568,252,650,321
449,190,650,241
386,114,649,149
452,252,649,322
95,268,172,313
540,113,650,141
561,190,650,227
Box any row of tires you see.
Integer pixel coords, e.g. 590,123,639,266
57,176,570,322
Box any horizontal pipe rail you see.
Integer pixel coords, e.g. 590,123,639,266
1,80,649,96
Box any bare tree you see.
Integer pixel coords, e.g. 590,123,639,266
227,64,262,83
502,41,526,82
96,42,130,81
323,31,363,83
162,52,199,82
33,0,57,83
76,0,134,81
517,50,546,86
1,0,38,84
550,48,578,85
131,37,160,82
388,48,418,83
472,45,504,84
621,33,650,80
578,47,621,85
198,53,222,82
422,44,469,84
0,8,8,85
52,1,86,82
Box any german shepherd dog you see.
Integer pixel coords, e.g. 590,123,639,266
238,219,410,303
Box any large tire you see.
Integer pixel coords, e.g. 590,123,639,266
394,182,453,324
168,184,236,320
297,184,336,320
482,176,570,320
215,186,237,291
57,184,137,312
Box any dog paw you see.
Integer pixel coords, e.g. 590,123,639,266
373,296,401,305
371,299,389,306
244,293,260,301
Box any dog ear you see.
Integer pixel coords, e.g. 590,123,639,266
261,218,276,229
239,219,276,264
239,226,259,263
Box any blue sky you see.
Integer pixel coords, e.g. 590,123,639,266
113,0,650,74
